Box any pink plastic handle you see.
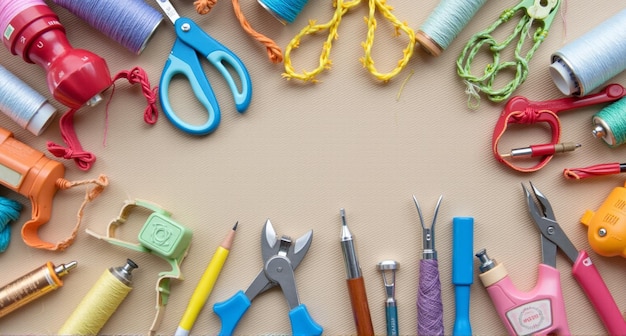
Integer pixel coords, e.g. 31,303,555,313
572,250,626,335
485,264,569,335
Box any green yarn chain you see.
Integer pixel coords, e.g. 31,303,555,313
457,0,560,107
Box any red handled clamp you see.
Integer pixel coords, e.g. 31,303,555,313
492,84,626,172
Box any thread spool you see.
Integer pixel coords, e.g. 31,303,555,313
51,0,163,55
591,97,626,147
0,65,56,136
257,0,310,24
0,261,77,318
0,0,112,109
58,259,138,335
550,8,626,96
416,0,487,57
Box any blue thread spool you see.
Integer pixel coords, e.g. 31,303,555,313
51,0,163,55
416,0,487,56
592,97,626,147
550,8,626,96
0,65,56,136
257,0,310,24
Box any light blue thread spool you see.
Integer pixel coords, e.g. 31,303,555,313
550,8,626,96
416,0,488,56
257,0,310,24
592,97,626,147
0,197,22,253
0,65,56,136
51,0,163,55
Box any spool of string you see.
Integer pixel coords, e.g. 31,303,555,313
258,0,310,24
416,0,487,57
550,8,626,96
591,97,626,148
0,197,22,253
50,0,163,55
0,65,56,136
58,260,137,335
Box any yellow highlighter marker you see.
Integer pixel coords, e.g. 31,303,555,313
175,222,238,336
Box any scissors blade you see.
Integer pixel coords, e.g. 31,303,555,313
155,0,180,24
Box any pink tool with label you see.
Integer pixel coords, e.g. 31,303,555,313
476,182,626,335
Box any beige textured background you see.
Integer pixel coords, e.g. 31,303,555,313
1,0,626,335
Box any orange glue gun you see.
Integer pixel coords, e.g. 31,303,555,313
581,182,626,257
0,127,108,251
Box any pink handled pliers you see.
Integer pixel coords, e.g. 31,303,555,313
477,182,626,335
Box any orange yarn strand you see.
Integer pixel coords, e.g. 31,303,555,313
232,0,283,63
194,0,283,63
194,0,218,14
52,174,109,251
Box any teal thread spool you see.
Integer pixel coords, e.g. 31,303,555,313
416,0,488,56
258,0,310,24
592,97,626,147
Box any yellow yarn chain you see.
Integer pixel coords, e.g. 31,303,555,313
283,0,415,82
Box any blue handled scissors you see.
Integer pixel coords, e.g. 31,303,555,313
155,0,252,135
213,220,323,336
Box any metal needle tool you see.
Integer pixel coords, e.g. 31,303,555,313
413,195,444,336
340,208,375,336
377,260,400,336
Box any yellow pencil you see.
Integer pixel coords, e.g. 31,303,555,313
175,222,238,336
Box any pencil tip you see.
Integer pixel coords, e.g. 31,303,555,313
233,221,238,230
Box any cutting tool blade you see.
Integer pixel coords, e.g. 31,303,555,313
155,0,180,24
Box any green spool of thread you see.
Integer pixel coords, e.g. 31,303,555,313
592,97,626,147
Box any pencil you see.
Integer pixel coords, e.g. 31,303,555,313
174,222,238,336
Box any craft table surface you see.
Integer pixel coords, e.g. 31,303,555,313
1,1,625,335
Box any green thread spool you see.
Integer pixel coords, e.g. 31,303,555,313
416,0,487,57
592,97,626,147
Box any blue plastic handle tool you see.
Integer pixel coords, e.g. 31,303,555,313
386,305,399,336
159,17,252,135
213,291,250,336
452,217,474,336
213,291,323,336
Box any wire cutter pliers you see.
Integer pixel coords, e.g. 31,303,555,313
213,219,323,336
476,182,626,335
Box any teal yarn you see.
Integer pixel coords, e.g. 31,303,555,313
417,0,487,53
593,97,626,148
0,197,22,252
258,0,310,24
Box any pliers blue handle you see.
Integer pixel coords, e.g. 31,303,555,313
214,290,322,336
212,220,323,336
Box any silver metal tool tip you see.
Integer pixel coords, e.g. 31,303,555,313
340,208,347,226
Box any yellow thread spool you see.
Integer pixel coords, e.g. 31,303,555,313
58,259,137,335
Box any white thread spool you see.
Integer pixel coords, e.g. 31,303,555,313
0,65,56,135
550,8,626,96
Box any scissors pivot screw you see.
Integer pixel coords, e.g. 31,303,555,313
181,23,190,31
598,228,607,237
